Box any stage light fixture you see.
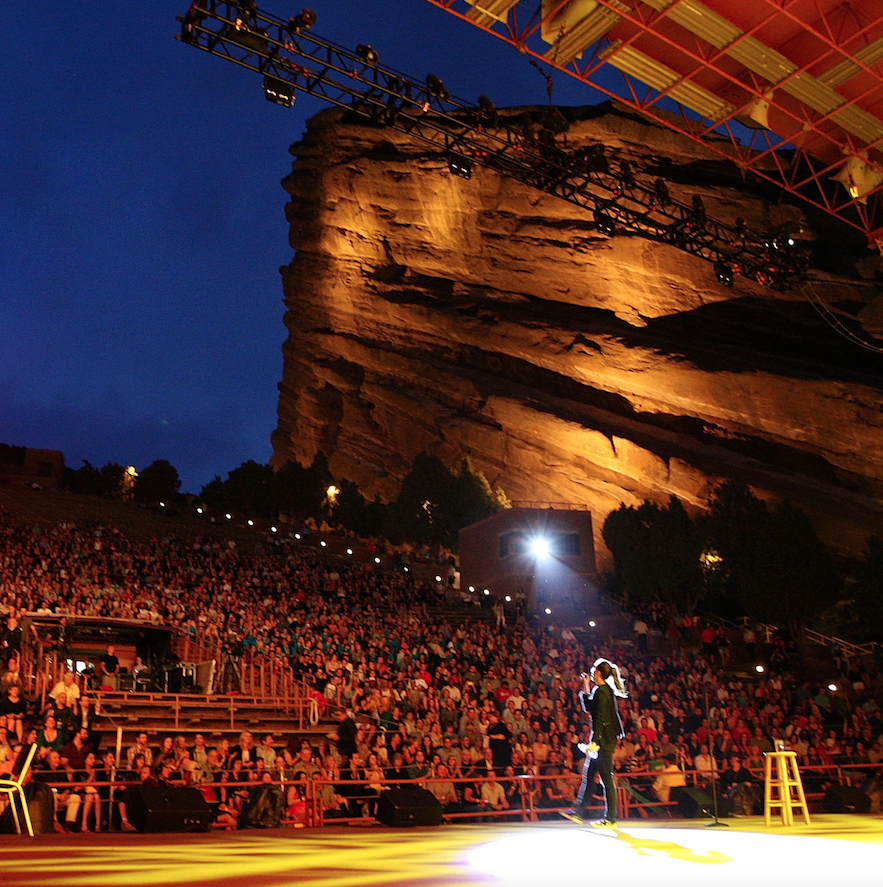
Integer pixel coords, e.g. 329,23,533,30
477,94,498,125
734,91,773,130
594,209,616,236
448,154,473,179
714,260,734,286
263,75,295,107
831,155,883,204
619,160,635,189
356,44,379,64
289,8,316,32
530,537,551,559
426,73,449,101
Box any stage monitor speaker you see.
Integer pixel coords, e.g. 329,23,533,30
677,787,715,819
376,787,443,827
0,782,55,834
126,785,212,832
823,784,871,814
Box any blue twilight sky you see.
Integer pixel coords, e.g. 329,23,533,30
1,1,603,494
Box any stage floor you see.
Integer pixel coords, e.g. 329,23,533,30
1,816,881,887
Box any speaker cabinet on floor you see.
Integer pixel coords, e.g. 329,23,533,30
126,785,212,832
823,784,871,814
677,787,715,819
376,787,443,827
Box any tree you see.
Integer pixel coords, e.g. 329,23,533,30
67,460,103,495
829,537,883,642
602,496,704,611
199,475,226,509
384,453,450,548
384,453,506,551
330,478,368,535
223,460,276,517
699,481,837,627
133,459,181,503
99,462,130,500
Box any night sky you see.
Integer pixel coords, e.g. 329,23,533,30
1,1,603,494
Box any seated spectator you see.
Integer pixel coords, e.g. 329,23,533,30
49,692,77,739
256,734,277,769
153,736,175,769
36,715,64,760
97,749,131,831
127,732,154,769
479,770,510,815
230,731,258,770
718,755,759,816
61,726,93,771
76,751,102,832
426,762,459,811
652,753,687,803
541,764,571,809
291,744,320,781
49,671,81,708
316,761,346,819
72,696,101,750
0,654,22,690
190,734,209,771
0,684,26,741
32,749,81,833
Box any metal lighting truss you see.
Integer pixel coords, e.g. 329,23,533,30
425,0,883,247
177,0,807,289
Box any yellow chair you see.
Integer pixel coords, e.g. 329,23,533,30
0,744,38,836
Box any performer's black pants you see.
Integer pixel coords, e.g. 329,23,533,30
575,745,617,821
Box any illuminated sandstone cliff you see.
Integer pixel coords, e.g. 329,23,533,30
272,103,883,565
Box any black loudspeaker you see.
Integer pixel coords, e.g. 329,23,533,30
823,784,871,814
376,787,443,827
677,787,715,818
0,782,56,834
126,785,212,832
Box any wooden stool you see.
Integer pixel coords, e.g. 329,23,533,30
763,750,811,826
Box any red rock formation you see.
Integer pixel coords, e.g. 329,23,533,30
272,103,883,567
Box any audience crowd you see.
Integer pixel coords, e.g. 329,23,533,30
1,505,882,830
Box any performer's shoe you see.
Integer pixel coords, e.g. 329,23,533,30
558,808,585,824
590,819,617,829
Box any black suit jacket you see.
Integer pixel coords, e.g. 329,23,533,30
578,683,624,748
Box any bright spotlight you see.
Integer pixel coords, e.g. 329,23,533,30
294,533,301,540
196,507,203,514
468,586,475,592
530,537,551,559
346,548,353,555
374,557,381,564
435,575,442,582
756,665,765,673
544,607,552,615
828,683,837,692
504,596,511,602
247,519,254,526
270,526,277,533
225,513,232,520
320,541,327,547
588,620,596,628
159,501,165,508
483,589,490,596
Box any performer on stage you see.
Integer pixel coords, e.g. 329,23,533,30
562,657,627,827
